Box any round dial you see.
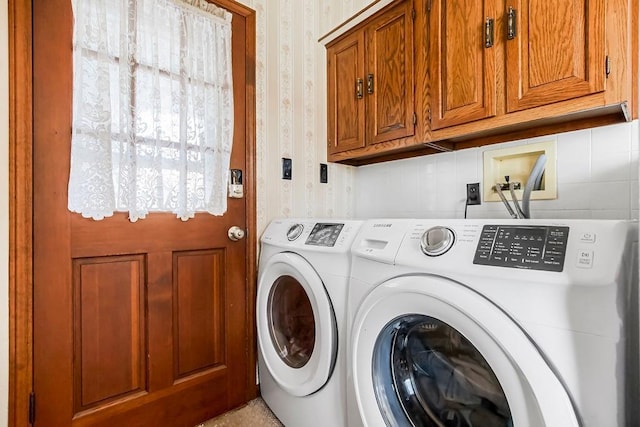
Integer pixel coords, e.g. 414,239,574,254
286,224,304,241
420,226,455,256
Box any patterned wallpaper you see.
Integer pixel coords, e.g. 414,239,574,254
238,0,358,236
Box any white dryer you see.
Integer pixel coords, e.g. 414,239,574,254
257,218,362,427
347,219,638,427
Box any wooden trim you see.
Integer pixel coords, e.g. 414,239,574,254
9,0,258,424
242,8,259,403
214,0,258,402
8,0,34,426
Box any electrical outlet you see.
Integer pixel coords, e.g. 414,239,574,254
466,183,481,205
320,163,328,183
282,158,292,180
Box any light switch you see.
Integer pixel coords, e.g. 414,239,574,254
282,158,292,180
320,163,328,183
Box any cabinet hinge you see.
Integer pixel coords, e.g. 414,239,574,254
426,0,432,12
605,55,611,77
29,392,36,425
413,112,417,126
412,8,416,20
428,108,432,124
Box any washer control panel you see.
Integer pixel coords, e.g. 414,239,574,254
473,225,570,272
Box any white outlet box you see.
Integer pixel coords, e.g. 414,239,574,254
483,140,557,202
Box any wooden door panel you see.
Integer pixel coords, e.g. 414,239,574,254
33,0,253,425
366,1,414,144
73,255,147,413
506,0,605,112
429,0,497,129
174,249,226,379
327,31,365,154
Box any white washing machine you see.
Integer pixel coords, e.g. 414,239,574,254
257,218,362,427
347,219,638,427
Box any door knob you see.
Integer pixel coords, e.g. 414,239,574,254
228,226,246,241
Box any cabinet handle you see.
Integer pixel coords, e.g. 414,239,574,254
367,73,374,94
507,7,517,40
356,78,364,99
485,17,494,48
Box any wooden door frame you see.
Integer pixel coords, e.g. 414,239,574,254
8,1,258,425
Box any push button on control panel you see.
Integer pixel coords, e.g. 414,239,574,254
576,250,594,268
579,232,596,244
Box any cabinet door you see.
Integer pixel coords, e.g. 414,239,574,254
429,0,498,130
327,31,366,154
365,1,415,145
505,0,605,112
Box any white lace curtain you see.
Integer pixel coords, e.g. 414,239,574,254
69,0,234,222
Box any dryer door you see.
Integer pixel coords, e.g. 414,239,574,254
257,252,337,397
351,275,580,427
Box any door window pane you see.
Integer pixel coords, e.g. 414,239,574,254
267,275,316,368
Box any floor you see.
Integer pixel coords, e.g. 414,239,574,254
197,398,283,427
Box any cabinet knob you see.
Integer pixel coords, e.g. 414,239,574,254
507,7,517,40
485,17,494,48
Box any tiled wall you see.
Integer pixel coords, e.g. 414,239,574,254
355,121,640,220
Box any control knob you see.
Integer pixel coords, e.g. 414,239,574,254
287,224,304,241
420,226,455,256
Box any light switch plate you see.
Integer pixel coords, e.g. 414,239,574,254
282,158,292,180
320,163,328,183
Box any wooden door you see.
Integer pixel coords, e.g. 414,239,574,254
365,0,415,145
505,0,605,112
32,0,255,426
428,0,498,129
327,31,366,154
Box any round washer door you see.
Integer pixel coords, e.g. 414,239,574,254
257,252,337,397
352,275,580,427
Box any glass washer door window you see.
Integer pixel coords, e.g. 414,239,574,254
256,252,337,397
267,275,316,368
373,314,511,427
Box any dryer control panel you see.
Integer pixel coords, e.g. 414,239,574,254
473,225,569,272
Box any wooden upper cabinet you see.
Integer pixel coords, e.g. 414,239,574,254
429,0,498,130
365,1,415,145
326,0,415,156
505,0,605,112
327,31,366,154
324,0,635,164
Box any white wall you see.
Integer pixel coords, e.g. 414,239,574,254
1,0,9,424
239,0,355,237
355,121,640,220
318,0,393,37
